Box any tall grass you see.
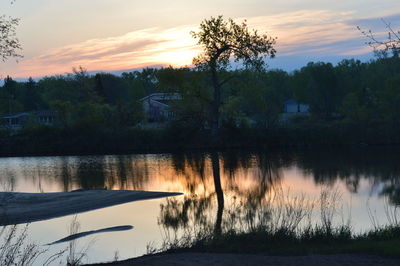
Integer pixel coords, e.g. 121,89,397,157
0,225,43,266
149,187,400,256
0,216,94,266
0,224,68,266
66,216,93,266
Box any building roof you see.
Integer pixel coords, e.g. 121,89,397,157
284,99,310,106
148,99,170,107
36,110,58,117
139,93,181,102
3,110,58,119
284,99,298,105
3,112,31,119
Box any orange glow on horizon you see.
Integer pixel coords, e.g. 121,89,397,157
1,9,382,78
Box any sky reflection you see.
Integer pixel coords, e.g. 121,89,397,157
0,150,399,263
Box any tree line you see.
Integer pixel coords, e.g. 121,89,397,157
0,14,399,153
1,55,400,132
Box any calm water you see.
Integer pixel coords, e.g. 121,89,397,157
1,149,400,264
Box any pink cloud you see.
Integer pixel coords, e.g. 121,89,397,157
4,9,392,77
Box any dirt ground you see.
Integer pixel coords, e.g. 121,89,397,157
89,252,400,266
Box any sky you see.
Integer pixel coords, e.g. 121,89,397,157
0,0,400,78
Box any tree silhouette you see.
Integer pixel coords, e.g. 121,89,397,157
0,14,22,62
358,19,400,58
191,16,276,134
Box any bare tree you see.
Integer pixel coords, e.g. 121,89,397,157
358,19,400,57
1,0,22,62
0,15,22,62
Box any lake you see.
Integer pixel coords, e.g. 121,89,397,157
0,148,399,264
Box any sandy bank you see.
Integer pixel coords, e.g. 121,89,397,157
0,190,182,225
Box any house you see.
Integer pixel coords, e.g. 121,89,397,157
280,99,310,123
36,110,58,125
284,99,310,114
139,93,181,122
2,110,59,130
2,112,31,130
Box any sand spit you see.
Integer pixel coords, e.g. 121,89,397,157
0,190,182,225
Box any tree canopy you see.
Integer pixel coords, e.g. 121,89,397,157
191,16,276,133
358,20,400,58
191,16,276,71
0,11,22,62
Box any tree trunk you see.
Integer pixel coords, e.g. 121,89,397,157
211,152,224,236
210,61,221,137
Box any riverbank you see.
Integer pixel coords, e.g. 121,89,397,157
85,186,400,265
87,227,400,265
1,148,399,265
0,121,400,157
88,253,400,266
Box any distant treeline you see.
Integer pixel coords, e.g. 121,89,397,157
0,56,400,155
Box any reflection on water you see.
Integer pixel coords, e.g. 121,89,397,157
0,149,400,263
47,225,134,246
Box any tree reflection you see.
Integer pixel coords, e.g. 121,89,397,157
158,151,283,238
60,157,73,192
294,148,400,204
211,152,224,235
1,148,400,211
76,157,107,190
65,155,151,191
0,175,15,192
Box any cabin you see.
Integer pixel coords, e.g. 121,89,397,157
139,93,181,122
2,110,59,130
36,110,58,125
280,99,310,123
2,112,31,130
284,99,310,114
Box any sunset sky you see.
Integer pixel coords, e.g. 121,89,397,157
1,0,399,78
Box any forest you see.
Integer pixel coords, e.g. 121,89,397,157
0,55,400,155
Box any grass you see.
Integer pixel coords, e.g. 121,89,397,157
0,225,43,266
176,226,400,257
0,224,64,266
149,188,400,258
66,216,94,266
0,216,91,266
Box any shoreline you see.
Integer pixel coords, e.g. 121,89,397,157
0,190,182,226
1,122,400,158
0,143,399,159
86,252,400,266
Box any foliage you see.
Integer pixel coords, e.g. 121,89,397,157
0,49,400,152
0,225,47,266
150,184,400,257
358,19,400,58
191,16,276,71
191,16,276,133
0,15,22,62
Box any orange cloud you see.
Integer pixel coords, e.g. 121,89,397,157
8,26,200,77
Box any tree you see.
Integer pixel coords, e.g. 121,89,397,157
224,70,283,128
0,15,22,62
94,73,130,104
191,16,276,134
22,77,45,111
358,20,400,58
306,62,340,118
